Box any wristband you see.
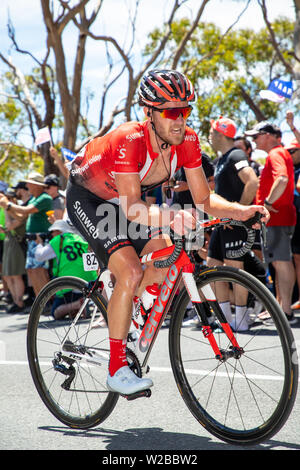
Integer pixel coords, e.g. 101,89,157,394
264,199,272,207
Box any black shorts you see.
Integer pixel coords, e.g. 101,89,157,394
292,214,300,255
207,225,249,262
66,181,162,266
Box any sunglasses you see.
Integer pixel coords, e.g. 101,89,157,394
252,132,267,141
152,106,192,120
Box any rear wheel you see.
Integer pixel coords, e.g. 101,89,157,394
169,266,298,445
27,276,119,429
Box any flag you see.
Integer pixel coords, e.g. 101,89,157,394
259,79,293,103
61,147,76,161
35,126,52,146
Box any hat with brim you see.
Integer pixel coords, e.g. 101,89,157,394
23,171,47,187
48,219,75,233
245,121,282,138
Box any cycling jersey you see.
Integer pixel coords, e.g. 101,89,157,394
70,120,202,203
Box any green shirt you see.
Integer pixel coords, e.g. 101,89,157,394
0,207,5,240
26,192,53,233
50,232,97,281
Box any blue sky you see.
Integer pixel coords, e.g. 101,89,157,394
0,0,297,147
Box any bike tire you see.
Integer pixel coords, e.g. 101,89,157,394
27,276,119,429
169,266,298,445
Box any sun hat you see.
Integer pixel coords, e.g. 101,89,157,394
23,171,47,187
48,219,74,233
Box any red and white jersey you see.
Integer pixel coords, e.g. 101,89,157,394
70,120,202,203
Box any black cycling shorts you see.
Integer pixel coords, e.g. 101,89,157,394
207,225,248,262
66,180,162,266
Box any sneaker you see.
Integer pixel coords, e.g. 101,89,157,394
291,300,300,310
106,365,153,395
263,312,298,326
6,303,24,313
286,313,298,325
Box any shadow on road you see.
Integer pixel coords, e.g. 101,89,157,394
38,424,300,451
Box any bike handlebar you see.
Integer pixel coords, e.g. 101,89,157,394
153,212,265,269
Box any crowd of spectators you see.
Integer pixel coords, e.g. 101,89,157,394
0,149,97,318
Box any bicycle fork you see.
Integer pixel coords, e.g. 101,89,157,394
182,268,244,362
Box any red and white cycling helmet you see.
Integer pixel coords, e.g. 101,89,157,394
139,69,195,107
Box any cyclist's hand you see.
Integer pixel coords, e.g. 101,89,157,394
170,209,196,236
238,205,270,228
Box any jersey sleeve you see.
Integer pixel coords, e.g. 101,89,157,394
176,127,202,170
228,149,249,173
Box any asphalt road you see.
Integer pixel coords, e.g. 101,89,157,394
1,300,300,454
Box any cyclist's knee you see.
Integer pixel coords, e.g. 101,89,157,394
115,263,143,292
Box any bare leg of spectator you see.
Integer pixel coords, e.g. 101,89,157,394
272,260,296,315
27,267,49,297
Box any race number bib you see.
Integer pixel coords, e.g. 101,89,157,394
82,252,99,271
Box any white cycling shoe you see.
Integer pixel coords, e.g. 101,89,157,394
106,365,153,395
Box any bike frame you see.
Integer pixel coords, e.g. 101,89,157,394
135,243,242,371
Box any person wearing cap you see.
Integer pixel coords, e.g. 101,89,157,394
44,173,65,220
284,138,300,312
207,116,260,331
0,171,53,298
245,121,297,325
12,181,31,206
35,219,98,319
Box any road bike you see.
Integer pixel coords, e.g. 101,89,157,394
27,214,298,445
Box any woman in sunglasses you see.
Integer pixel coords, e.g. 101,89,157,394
67,69,269,396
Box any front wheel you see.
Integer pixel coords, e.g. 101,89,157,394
169,266,298,445
27,276,119,429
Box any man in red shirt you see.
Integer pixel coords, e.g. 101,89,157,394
67,70,269,395
245,121,297,324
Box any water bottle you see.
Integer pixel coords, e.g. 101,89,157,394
132,283,160,328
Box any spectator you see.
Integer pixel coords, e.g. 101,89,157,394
0,181,8,300
234,136,263,260
1,188,26,313
207,116,260,331
35,219,98,320
284,139,300,311
172,152,215,209
245,121,297,325
44,173,65,220
12,181,31,206
0,171,53,297
234,135,260,176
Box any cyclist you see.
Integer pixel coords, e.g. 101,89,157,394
66,69,269,395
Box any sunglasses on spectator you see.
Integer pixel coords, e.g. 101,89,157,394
252,132,268,140
152,106,193,120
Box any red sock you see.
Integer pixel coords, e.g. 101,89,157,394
109,338,128,376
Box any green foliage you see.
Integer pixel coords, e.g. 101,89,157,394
0,144,43,185
144,16,297,140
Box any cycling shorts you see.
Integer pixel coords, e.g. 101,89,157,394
66,180,162,266
207,225,248,262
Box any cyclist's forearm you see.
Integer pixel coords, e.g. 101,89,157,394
203,193,246,219
120,198,175,227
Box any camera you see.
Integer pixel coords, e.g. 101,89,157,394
25,232,51,243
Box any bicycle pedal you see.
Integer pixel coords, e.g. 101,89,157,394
122,389,152,401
